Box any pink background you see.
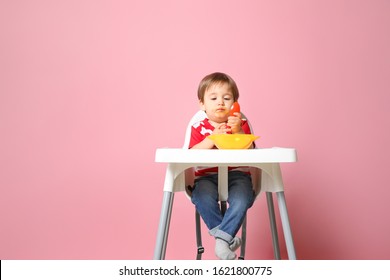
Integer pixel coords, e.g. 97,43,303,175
1,0,389,260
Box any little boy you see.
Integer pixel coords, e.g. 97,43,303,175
189,72,255,260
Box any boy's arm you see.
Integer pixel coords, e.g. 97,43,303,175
190,123,228,149
191,137,215,149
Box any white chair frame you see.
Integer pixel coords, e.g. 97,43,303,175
181,110,296,260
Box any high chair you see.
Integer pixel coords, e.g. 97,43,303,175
153,110,297,260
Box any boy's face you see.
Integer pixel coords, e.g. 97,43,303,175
200,82,235,123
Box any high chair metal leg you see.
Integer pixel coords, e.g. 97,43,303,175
195,210,204,260
154,191,175,260
266,192,281,259
238,215,247,260
276,192,296,259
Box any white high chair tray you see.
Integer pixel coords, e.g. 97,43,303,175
155,147,297,164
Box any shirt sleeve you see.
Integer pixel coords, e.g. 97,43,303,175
241,120,252,134
241,120,256,148
188,126,205,149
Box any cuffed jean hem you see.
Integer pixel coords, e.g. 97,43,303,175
209,226,234,244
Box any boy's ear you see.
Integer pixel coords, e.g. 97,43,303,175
199,99,206,111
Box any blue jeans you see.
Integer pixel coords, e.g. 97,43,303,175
191,171,255,244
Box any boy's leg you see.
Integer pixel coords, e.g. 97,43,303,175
191,176,235,260
191,175,223,231
191,172,254,260
214,171,255,242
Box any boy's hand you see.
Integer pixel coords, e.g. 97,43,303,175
213,123,230,134
227,112,242,134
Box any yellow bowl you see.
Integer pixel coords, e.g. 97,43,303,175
207,134,259,149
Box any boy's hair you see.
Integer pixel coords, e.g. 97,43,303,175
197,72,239,102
